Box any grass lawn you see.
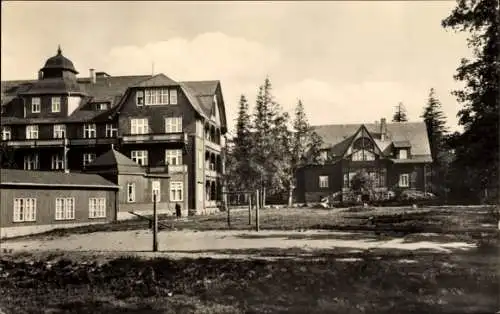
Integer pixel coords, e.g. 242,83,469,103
1,205,498,313
6,205,499,241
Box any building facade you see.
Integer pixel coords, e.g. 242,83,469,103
296,118,433,203
0,169,119,238
1,47,227,214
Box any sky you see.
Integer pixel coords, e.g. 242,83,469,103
1,1,471,135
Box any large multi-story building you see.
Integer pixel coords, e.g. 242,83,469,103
1,47,227,214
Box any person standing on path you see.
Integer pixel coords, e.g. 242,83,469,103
175,203,181,220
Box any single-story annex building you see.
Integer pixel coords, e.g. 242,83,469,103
1,168,119,239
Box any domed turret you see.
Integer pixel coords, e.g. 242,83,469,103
40,46,79,79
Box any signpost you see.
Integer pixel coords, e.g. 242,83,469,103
152,193,158,252
255,189,260,232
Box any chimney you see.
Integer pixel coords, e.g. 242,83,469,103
89,68,96,84
380,118,387,141
38,70,44,80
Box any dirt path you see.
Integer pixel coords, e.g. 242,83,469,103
1,229,476,260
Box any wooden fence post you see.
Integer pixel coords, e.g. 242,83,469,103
255,189,260,232
248,192,252,225
153,193,158,252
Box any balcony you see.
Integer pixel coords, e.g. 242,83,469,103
205,140,221,152
1,138,65,148
168,164,187,173
121,133,187,145
146,164,187,174
205,169,220,178
69,137,118,146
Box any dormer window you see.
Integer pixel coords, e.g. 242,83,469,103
145,88,169,105
97,103,108,111
51,97,61,112
398,149,408,160
32,97,40,113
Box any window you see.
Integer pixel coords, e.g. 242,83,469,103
399,174,409,187
352,150,375,161
83,153,96,166
165,149,182,166
130,118,148,134
89,198,106,218
343,172,356,188
51,154,64,170
13,198,36,222
136,91,144,106
53,124,66,139
24,154,39,170
319,175,329,188
131,150,148,166
55,198,75,220
165,116,182,133
1,126,11,140
83,124,96,138
51,97,61,112
170,181,183,202
398,149,408,160
160,89,169,104
105,124,118,138
26,125,38,139
97,103,108,111
152,181,161,202
144,88,169,105
127,183,136,203
31,97,40,113
169,89,178,105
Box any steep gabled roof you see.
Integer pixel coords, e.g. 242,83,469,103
312,121,431,157
0,169,118,189
133,73,178,88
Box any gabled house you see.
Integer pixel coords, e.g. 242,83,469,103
296,118,433,203
1,47,227,214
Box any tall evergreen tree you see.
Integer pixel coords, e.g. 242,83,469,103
230,94,256,190
252,77,285,204
422,88,449,161
442,0,499,202
392,102,408,122
421,88,449,195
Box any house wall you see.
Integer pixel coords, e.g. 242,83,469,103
297,163,342,203
0,186,117,229
116,172,188,214
297,160,429,203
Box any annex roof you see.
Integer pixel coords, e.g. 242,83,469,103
0,169,119,189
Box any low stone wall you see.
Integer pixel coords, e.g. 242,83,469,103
0,221,107,239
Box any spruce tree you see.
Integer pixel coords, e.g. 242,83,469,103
392,102,408,122
421,88,449,195
442,0,499,202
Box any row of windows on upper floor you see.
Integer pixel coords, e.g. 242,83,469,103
320,148,410,161
1,117,222,143
21,149,222,171
22,88,179,115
